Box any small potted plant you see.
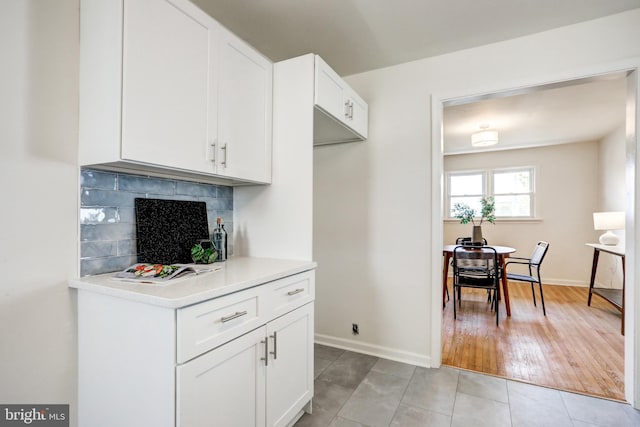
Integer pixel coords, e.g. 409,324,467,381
452,197,495,245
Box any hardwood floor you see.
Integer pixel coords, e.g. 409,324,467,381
441,280,625,401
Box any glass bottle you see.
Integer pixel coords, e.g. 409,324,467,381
212,217,227,262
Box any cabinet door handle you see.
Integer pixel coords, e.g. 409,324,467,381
220,310,247,323
287,288,305,296
344,100,350,119
349,100,354,120
209,141,216,164
261,339,268,366
269,331,278,360
221,143,228,167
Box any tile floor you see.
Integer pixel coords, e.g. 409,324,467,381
295,344,640,427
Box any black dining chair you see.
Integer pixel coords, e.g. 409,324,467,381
504,241,550,316
452,245,501,326
445,237,489,302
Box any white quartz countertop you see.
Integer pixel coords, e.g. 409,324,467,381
69,257,317,308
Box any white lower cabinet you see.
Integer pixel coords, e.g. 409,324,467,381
76,269,315,427
177,303,314,427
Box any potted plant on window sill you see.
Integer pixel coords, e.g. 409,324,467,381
452,197,496,245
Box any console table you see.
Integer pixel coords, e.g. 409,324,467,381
586,243,625,335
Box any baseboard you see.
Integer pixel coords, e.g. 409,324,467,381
314,333,431,368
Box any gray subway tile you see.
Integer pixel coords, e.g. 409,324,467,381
118,206,136,224
117,174,176,195
81,189,139,208
217,186,233,199
80,255,137,276
176,181,218,197
118,239,137,256
81,241,117,259
81,223,136,242
81,169,117,190
80,207,120,224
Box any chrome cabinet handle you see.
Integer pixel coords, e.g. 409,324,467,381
269,331,277,360
261,339,268,366
220,310,247,323
208,141,217,164
221,143,228,167
344,100,350,119
350,100,354,120
287,288,305,296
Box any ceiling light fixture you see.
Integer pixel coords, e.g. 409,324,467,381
471,124,499,147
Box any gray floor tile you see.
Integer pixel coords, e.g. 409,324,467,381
401,366,460,416
328,417,367,427
390,403,452,427
338,370,411,427
371,358,416,379
318,351,379,389
451,392,512,427
571,421,602,427
507,380,573,427
561,391,639,427
295,377,355,427
315,343,346,361
315,357,333,379
458,370,508,403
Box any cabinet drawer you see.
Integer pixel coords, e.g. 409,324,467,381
177,287,263,363
266,271,315,319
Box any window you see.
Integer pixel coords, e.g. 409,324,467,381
446,167,535,219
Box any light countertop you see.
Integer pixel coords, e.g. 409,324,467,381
69,257,317,308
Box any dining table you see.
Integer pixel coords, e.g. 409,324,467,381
442,244,517,316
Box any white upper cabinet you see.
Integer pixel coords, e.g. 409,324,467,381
79,0,272,184
121,0,217,175
217,30,273,182
313,55,368,145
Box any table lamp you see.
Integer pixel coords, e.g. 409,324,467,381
593,211,624,246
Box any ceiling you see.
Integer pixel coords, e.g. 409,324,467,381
443,74,629,155
192,0,636,153
193,0,640,76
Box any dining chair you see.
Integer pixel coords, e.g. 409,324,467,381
451,237,490,302
504,241,550,316
452,245,501,325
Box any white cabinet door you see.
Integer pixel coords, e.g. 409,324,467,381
266,304,314,427
315,56,349,123
218,30,273,183
177,327,267,427
345,91,368,139
121,0,217,174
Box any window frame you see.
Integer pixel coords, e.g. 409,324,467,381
445,166,536,220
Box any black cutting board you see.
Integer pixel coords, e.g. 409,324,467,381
135,198,209,264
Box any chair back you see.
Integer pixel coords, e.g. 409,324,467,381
530,241,550,266
453,245,499,280
456,237,488,246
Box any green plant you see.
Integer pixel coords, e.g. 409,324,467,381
452,196,495,225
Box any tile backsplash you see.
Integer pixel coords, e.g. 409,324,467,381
80,169,233,276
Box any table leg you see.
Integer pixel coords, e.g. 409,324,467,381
443,251,451,309
499,255,511,317
587,248,600,306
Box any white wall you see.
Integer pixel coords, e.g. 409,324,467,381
595,126,627,288
0,0,79,423
234,55,315,261
444,141,600,286
313,9,640,371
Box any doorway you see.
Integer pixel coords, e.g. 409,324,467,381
430,69,639,405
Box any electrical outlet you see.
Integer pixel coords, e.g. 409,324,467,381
352,323,359,335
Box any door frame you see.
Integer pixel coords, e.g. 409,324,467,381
430,65,640,406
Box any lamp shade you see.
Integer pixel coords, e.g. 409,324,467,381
471,130,499,147
593,211,624,245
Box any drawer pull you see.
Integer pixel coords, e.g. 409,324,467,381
220,310,248,323
287,288,305,296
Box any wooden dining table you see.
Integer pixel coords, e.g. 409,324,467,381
442,244,517,316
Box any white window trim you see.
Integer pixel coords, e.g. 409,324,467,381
445,166,536,220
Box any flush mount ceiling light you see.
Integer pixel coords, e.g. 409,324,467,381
471,124,499,147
